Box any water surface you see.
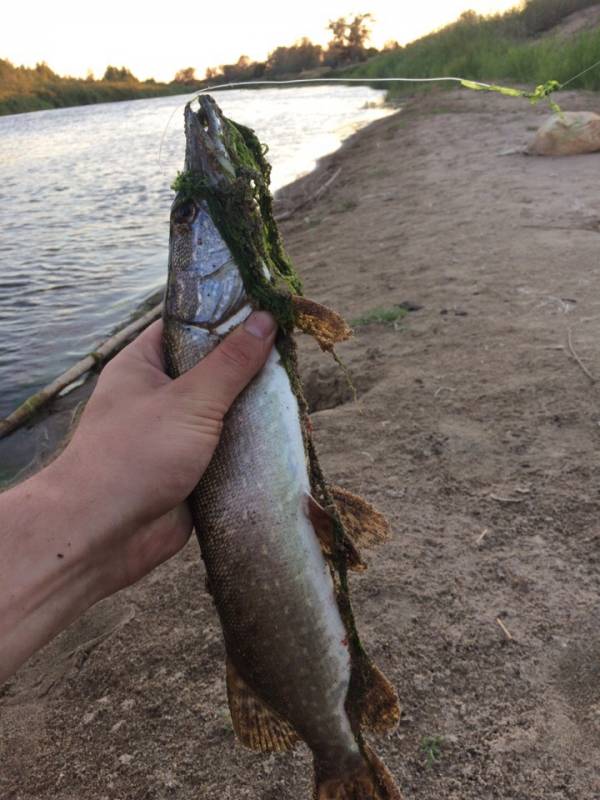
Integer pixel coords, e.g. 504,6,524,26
0,86,390,417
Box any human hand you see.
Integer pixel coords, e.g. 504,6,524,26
45,310,277,597
0,310,276,683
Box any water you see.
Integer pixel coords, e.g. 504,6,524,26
0,86,390,418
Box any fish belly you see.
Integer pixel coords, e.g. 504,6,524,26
188,347,359,759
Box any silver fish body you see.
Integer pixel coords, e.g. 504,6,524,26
163,97,402,799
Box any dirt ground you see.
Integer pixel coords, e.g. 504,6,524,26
2,88,600,799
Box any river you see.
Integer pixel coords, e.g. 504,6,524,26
0,85,391,419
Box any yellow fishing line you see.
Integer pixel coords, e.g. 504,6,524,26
460,78,563,114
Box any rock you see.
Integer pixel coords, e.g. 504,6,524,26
529,112,600,156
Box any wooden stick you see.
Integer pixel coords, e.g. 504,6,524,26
567,326,596,384
275,167,342,222
496,617,514,641
0,302,163,440
476,527,489,545
489,493,525,504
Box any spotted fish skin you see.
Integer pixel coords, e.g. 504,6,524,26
163,97,402,799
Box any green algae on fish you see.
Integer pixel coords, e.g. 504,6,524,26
162,95,402,800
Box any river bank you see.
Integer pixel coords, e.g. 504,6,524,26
2,87,600,798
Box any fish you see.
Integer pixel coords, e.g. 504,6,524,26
162,95,403,800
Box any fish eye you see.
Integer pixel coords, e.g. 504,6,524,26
173,200,197,224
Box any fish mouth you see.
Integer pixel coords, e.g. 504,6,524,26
184,97,236,187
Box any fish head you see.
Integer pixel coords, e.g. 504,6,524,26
165,97,248,331
184,96,237,188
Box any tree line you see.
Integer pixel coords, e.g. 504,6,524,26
173,14,398,86
0,59,177,115
1,12,394,114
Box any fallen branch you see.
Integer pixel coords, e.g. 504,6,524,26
566,325,596,384
275,167,342,222
476,527,489,546
496,617,514,641
0,302,163,440
489,493,526,504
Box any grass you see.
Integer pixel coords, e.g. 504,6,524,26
421,735,444,768
351,306,408,327
345,1,600,101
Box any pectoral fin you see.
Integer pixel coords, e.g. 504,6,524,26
305,494,366,572
292,295,351,350
226,657,299,752
330,485,391,548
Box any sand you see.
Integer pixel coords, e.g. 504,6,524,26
2,87,600,799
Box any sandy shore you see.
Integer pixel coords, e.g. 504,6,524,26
2,88,600,799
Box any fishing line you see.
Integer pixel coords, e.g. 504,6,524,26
559,56,600,89
158,76,488,170
158,58,600,170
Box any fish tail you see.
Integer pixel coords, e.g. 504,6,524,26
314,746,403,800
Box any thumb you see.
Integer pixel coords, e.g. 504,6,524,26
172,310,277,411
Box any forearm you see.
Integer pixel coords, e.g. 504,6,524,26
0,462,104,684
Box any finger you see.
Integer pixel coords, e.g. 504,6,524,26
173,311,277,409
119,320,166,373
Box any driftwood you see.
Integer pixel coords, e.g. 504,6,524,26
0,302,163,440
274,167,342,222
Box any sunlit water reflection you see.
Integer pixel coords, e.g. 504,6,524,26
0,86,391,417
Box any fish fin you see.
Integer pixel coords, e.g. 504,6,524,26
314,746,403,799
225,656,299,752
330,486,391,549
358,660,401,734
306,494,367,572
292,295,352,351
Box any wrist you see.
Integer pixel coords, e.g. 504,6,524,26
38,454,117,602
0,465,107,683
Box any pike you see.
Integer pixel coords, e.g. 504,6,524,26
162,96,403,800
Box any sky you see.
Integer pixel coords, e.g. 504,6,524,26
2,0,519,82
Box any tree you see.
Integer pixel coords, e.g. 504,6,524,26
102,65,137,82
34,61,58,80
324,13,374,67
205,66,219,81
173,67,197,84
220,55,264,83
266,38,323,77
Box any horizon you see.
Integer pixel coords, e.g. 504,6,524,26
2,0,518,83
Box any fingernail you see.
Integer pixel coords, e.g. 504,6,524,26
244,311,277,339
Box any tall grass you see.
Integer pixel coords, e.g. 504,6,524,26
348,3,600,98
